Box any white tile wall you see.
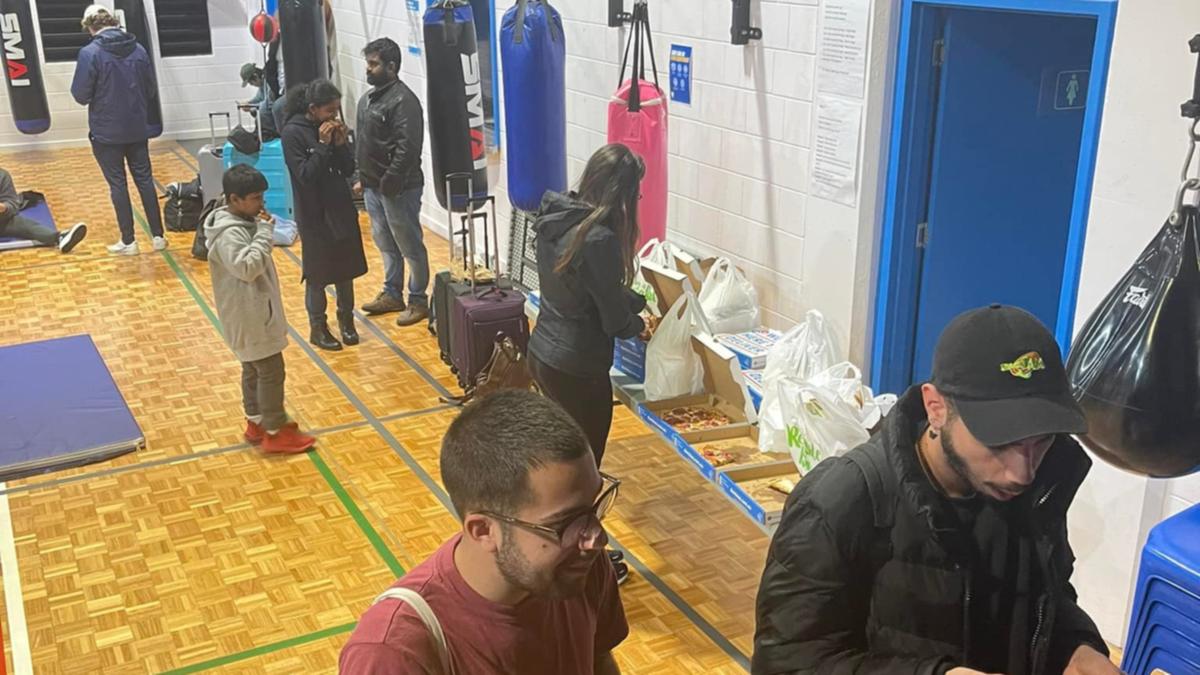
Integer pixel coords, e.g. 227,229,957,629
0,0,259,148
328,0,887,348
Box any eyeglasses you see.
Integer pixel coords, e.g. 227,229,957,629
480,473,621,548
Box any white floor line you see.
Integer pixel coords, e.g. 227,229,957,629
0,483,32,674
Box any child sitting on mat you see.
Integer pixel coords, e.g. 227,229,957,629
0,168,87,253
205,164,315,454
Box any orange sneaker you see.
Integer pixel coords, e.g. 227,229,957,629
244,420,266,445
261,424,316,454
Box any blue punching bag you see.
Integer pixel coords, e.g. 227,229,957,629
500,0,566,211
425,1,489,212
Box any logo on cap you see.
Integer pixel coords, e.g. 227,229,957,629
1000,351,1045,380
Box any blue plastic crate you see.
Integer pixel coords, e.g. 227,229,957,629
223,138,295,220
1123,503,1200,675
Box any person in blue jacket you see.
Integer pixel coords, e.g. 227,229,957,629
71,4,166,257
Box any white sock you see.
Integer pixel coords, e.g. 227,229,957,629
248,414,263,424
266,428,280,435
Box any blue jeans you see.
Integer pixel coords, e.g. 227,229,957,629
364,187,429,306
90,139,164,244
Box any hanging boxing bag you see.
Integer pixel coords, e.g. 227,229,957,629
279,0,327,88
0,0,50,135
113,0,162,138
1067,201,1200,478
500,0,566,212
425,0,489,212
607,1,667,246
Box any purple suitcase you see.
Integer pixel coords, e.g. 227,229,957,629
449,287,529,389
443,171,529,391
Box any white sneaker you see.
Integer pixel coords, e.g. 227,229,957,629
152,236,168,251
57,222,87,253
107,240,139,256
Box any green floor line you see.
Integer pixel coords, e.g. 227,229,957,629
159,622,357,675
309,450,405,576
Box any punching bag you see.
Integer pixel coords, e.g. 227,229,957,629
425,0,488,212
279,0,327,88
0,0,50,134
500,0,566,212
607,1,667,246
113,0,162,138
1067,204,1200,478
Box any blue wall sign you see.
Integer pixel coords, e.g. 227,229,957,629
670,44,693,105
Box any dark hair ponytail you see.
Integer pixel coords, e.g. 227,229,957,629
283,79,343,121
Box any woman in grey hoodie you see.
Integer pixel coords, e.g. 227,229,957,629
205,165,315,454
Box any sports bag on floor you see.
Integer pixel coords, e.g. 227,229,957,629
607,0,667,247
163,178,204,232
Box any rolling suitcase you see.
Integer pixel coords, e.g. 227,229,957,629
444,173,529,393
198,112,229,202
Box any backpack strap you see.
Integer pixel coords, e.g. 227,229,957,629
373,588,455,675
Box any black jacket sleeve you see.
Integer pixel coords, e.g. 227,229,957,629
283,128,333,188
380,95,423,196
1045,547,1109,672
753,460,955,675
580,233,644,340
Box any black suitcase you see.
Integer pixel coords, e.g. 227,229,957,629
431,271,470,366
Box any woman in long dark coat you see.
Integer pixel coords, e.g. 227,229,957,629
281,80,367,351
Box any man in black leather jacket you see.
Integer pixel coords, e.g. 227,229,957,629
353,37,429,326
754,305,1118,675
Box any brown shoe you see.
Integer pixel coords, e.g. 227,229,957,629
361,292,405,315
396,304,430,327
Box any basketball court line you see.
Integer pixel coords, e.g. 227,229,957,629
0,484,32,674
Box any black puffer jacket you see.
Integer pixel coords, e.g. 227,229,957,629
355,79,424,196
753,387,1108,675
528,191,646,378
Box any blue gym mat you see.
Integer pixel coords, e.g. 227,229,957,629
0,335,143,481
0,200,56,251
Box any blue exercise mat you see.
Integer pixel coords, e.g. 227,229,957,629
0,335,143,481
0,200,56,251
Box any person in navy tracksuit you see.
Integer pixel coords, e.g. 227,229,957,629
71,4,165,256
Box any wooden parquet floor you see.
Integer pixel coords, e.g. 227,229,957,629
0,141,769,673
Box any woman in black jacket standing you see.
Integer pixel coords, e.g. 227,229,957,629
529,143,649,468
281,80,368,350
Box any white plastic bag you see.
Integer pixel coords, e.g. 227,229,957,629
272,216,299,246
697,258,760,334
762,309,839,387
644,292,706,401
632,239,675,317
810,362,898,431
782,383,870,474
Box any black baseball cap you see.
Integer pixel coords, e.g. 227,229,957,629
930,304,1087,446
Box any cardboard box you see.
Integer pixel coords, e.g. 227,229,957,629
637,334,758,480
743,368,764,411
717,462,799,526
640,261,694,317
717,329,783,370
613,336,647,382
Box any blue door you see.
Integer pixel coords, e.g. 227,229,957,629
908,8,1096,382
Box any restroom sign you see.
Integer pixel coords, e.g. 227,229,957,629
1054,70,1089,111
670,44,692,105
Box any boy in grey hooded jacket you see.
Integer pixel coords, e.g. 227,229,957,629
206,165,315,454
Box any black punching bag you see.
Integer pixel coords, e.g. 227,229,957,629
425,0,489,212
113,0,162,137
0,0,50,134
1067,205,1200,478
279,0,327,88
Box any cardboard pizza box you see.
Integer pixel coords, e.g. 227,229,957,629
640,261,693,317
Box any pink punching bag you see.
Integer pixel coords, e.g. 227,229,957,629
607,1,666,246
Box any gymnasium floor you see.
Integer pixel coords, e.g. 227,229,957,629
0,141,770,673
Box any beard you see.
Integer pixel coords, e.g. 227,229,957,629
495,525,594,600
940,429,983,498
367,70,390,87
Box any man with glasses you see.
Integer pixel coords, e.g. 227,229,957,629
340,390,628,674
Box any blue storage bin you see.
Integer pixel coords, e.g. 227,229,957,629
223,138,295,220
1122,503,1200,675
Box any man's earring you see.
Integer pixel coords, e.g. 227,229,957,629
929,428,939,440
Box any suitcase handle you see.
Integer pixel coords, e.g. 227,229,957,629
444,172,501,292
209,112,231,147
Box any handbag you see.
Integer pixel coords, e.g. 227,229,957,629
372,587,455,674
473,334,537,399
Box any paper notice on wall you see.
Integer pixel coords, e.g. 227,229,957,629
811,96,862,207
817,0,870,98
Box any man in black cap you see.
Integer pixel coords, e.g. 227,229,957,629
753,305,1118,675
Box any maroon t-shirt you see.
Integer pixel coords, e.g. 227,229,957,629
339,534,629,674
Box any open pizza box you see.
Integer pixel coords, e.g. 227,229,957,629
640,260,694,317
717,458,800,527
637,334,759,480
